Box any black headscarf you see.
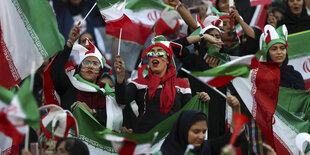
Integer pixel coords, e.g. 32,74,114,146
266,51,305,90
278,0,310,34
160,110,207,155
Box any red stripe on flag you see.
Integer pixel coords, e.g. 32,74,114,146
207,76,235,88
252,61,280,150
0,113,24,155
250,0,271,6
106,22,153,45
43,56,60,106
273,133,293,154
118,138,137,155
0,24,21,88
105,14,132,29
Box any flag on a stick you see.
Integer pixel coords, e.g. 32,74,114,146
0,77,40,154
97,0,132,29
191,55,257,88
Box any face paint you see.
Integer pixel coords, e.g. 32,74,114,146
80,67,100,74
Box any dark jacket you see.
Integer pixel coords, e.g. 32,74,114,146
278,1,310,34
115,78,192,133
51,45,107,125
173,37,227,139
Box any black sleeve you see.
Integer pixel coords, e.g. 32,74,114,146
115,81,137,105
51,45,72,96
294,71,306,90
181,93,192,107
174,36,191,47
209,131,245,154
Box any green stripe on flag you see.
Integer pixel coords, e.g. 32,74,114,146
192,65,251,78
287,30,310,59
126,0,170,11
18,77,40,129
72,95,208,152
13,0,64,60
278,87,310,121
97,0,124,9
0,86,14,104
275,104,310,133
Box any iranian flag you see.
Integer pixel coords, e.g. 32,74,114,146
191,55,257,88
71,95,207,154
106,0,170,45
0,77,40,154
286,30,310,89
232,76,310,154
0,0,65,89
97,0,132,29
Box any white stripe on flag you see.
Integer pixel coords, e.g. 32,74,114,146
273,111,297,154
100,1,126,22
0,0,44,79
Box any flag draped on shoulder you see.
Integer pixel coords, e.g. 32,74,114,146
191,55,257,88
0,0,65,88
0,77,40,155
71,95,208,154
97,0,132,29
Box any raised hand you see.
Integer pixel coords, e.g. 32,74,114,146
114,55,125,84
67,25,80,47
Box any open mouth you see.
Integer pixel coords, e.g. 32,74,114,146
293,6,300,12
152,59,160,67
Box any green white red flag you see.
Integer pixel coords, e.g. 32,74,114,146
191,55,257,88
286,30,310,89
0,0,65,89
0,77,40,154
71,95,207,154
97,0,132,29
106,0,170,45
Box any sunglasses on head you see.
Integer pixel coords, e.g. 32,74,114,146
146,51,168,58
82,60,101,68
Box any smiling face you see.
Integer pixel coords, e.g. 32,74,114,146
147,46,169,77
288,0,303,16
79,56,101,83
268,43,287,66
187,121,207,147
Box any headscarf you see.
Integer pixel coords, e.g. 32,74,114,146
134,36,182,114
278,0,310,34
261,24,305,90
161,110,207,154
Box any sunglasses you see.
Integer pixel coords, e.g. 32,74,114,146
82,60,101,68
146,51,168,58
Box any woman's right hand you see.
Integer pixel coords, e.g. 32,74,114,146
114,55,125,84
205,56,220,68
203,34,224,49
67,25,80,47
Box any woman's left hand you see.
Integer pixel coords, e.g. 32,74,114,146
74,101,94,115
197,92,211,102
